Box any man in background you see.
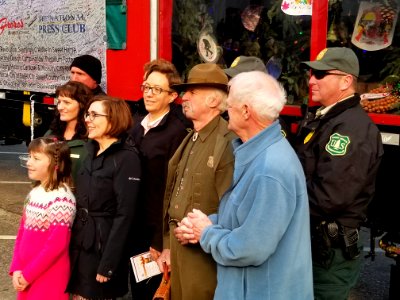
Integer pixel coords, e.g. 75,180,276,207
70,54,105,95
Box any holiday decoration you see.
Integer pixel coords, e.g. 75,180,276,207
327,19,338,42
352,1,399,51
281,0,312,16
241,5,263,32
266,56,283,79
197,29,221,63
173,0,215,74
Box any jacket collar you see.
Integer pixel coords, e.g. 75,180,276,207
303,94,360,131
67,139,86,147
321,94,360,120
86,133,136,158
85,133,137,172
92,85,106,95
233,120,283,166
196,115,226,142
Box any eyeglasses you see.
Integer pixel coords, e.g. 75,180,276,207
140,84,172,95
85,111,108,121
312,70,348,80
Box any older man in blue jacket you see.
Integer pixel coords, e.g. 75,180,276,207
177,71,313,300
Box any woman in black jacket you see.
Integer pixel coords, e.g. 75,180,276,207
67,95,141,299
128,59,191,300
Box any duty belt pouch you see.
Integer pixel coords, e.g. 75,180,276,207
340,226,360,260
311,221,336,268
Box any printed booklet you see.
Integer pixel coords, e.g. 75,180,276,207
130,251,162,282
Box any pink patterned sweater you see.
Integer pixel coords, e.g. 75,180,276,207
10,184,76,300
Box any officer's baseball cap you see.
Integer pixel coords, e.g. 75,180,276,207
224,56,267,78
301,47,359,77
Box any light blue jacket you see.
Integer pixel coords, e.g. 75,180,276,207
200,121,313,300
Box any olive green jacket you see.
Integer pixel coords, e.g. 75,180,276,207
162,116,236,299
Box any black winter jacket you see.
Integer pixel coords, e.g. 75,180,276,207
129,107,191,252
67,134,141,299
295,94,383,228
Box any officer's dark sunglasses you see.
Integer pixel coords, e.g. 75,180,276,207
312,70,348,80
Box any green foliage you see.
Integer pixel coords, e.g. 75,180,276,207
173,0,311,103
173,0,213,76
263,1,311,104
380,48,400,79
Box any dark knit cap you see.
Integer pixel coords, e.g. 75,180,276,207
70,55,102,84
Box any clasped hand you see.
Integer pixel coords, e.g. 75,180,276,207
173,209,212,245
12,271,29,292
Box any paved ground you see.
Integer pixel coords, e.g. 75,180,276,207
0,142,30,299
349,228,391,300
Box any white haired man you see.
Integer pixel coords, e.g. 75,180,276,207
177,71,313,300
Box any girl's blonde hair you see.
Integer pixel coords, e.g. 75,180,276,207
28,137,72,191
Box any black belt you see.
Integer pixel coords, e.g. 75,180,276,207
75,208,115,251
311,219,360,260
77,207,114,223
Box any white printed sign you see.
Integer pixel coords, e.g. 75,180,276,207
281,0,312,16
0,0,106,94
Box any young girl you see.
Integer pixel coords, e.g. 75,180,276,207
10,137,77,300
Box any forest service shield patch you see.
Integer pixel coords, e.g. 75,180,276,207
325,133,351,156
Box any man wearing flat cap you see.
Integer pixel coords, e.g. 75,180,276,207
70,54,106,95
156,63,236,300
294,47,383,299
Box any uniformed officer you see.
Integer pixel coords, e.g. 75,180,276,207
294,47,384,300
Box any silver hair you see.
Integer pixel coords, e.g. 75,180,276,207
205,88,228,113
228,71,287,122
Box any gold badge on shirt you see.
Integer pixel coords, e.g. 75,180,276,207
207,156,214,168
